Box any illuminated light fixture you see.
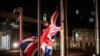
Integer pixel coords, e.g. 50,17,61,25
76,9,79,14
89,18,94,22
75,32,78,37
13,42,19,49
92,54,96,56
10,22,19,28
43,13,47,21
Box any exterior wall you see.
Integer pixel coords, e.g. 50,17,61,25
52,28,95,51
0,28,96,51
0,31,11,50
0,29,32,50
10,29,31,50
69,28,95,50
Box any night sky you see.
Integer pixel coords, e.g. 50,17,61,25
0,0,98,33
0,0,59,32
67,0,95,29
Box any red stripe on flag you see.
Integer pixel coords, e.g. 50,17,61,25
51,11,59,25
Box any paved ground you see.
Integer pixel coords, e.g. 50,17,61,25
52,49,95,56
0,49,99,56
0,50,19,56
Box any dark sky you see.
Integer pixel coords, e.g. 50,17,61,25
67,0,95,29
0,0,38,18
0,0,59,32
0,0,58,18
0,0,97,33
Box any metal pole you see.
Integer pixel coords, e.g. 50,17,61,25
19,7,23,56
95,0,99,55
60,0,66,56
60,0,65,56
37,0,41,56
60,0,68,56
64,0,69,56
13,7,23,56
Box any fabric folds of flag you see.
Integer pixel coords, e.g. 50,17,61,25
40,10,61,56
21,35,38,56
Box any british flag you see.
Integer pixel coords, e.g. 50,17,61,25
40,10,61,56
21,10,61,56
21,35,38,56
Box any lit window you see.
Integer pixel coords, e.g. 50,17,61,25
89,18,94,22
76,9,79,14
43,14,47,21
75,32,79,41
0,35,10,50
91,11,95,16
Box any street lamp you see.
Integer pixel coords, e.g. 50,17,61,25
13,42,19,49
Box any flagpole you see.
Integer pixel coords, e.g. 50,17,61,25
60,0,66,56
64,0,69,56
60,0,65,56
37,0,41,56
13,7,23,56
19,7,23,56
60,0,68,56
95,0,99,55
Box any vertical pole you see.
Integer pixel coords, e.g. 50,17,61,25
37,0,41,56
60,0,68,56
60,0,66,56
64,0,69,56
19,7,23,56
95,0,99,55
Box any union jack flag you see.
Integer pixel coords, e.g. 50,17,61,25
21,35,38,56
40,10,61,56
21,10,61,56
